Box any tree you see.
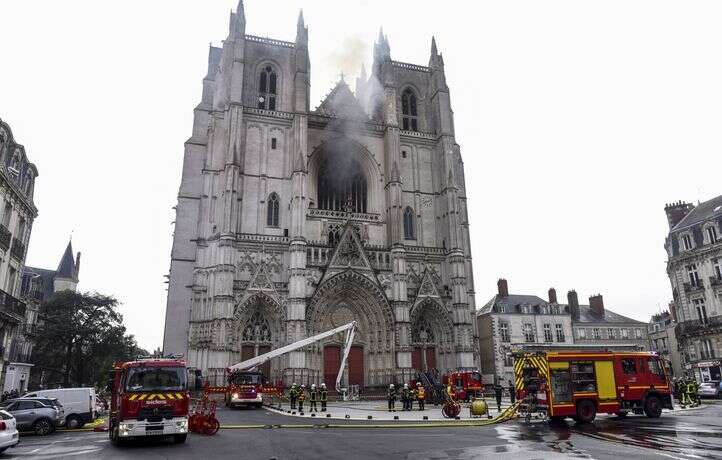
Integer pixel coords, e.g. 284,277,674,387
32,290,147,389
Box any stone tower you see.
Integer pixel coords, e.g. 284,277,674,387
163,2,477,386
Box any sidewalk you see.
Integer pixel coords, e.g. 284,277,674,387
266,397,515,421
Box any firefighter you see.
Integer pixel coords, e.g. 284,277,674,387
289,383,298,410
416,382,425,411
309,384,318,412
446,382,455,401
387,384,397,411
297,384,306,413
689,378,700,407
320,383,328,412
494,380,503,413
403,383,413,411
508,380,516,405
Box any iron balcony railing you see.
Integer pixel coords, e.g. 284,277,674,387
675,315,722,337
10,237,25,261
0,225,10,251
683,280,705,293
0,289,26,322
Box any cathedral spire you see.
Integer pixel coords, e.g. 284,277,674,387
295,8,308,45
236,0,245,21
229,0,246,39
297,8,305,30
431,36,438,56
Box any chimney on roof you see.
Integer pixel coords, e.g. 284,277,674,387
497,279,508,297
589,294,604,318
567,290,580,321
548,287,557,304
664,200,694,230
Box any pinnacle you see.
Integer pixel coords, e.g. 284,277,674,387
431,36,438,55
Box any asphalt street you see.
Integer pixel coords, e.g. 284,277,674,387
4,401,722,459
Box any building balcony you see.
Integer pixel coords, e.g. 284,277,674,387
683,280,705,294
23,323,37,335
0,225,10,251
711,276,722,288
10,238,25,261
675,315,722,338
0,289,26,323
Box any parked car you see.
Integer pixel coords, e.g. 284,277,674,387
24,388,96,429
0,399,62,436
0,410,19,453
698,381,722,399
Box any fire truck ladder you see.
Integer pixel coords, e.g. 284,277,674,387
416,371,445,405
228,321,357,395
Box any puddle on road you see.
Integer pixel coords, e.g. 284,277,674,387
497,416,722,459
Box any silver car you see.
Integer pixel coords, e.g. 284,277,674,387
698,381,722,399
0,399,63,435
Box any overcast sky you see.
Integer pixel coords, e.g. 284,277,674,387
1,1,721,351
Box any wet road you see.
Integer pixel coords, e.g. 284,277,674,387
4,402,722,459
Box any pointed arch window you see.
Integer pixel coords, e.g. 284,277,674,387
266,192,280,227
403,206,415,240
258,65,277,110
401,88,418,131
317,156,367,213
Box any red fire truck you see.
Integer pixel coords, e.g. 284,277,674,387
107,356,201,445
513,350,673,423
206,322,358,408
443,371,484,401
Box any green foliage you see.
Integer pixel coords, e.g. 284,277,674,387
32,290,148,390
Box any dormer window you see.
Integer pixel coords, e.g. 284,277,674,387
257,65,277,110
681,233,693,251
401,88,418,131
705,224,718,244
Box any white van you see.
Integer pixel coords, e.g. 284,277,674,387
24,388,96,429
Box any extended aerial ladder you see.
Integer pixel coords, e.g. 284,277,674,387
227,321,357,395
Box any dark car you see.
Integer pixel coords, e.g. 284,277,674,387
0,398,63,435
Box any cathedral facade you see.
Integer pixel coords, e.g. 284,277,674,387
163,2,477,387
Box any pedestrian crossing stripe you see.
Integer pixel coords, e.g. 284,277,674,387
127,393,185,401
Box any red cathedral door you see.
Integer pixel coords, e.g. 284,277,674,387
324,345,341,386
348,346,364,388
425,348,437,371
324,345,364,388
412,348,423,372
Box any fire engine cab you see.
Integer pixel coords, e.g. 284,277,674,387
514,350,673,423
224,370,265,408
443,371,484,401
107,356,201,445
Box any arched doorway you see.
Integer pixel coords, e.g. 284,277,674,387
307,270,395,388
232,293,284,383
410,299,454,374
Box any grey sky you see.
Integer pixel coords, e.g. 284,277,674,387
1,0,720,351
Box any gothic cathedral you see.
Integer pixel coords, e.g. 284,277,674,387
163,2,477,387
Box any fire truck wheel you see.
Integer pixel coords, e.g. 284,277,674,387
644,396,662,418
173,434,188,444
574,400,596,424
